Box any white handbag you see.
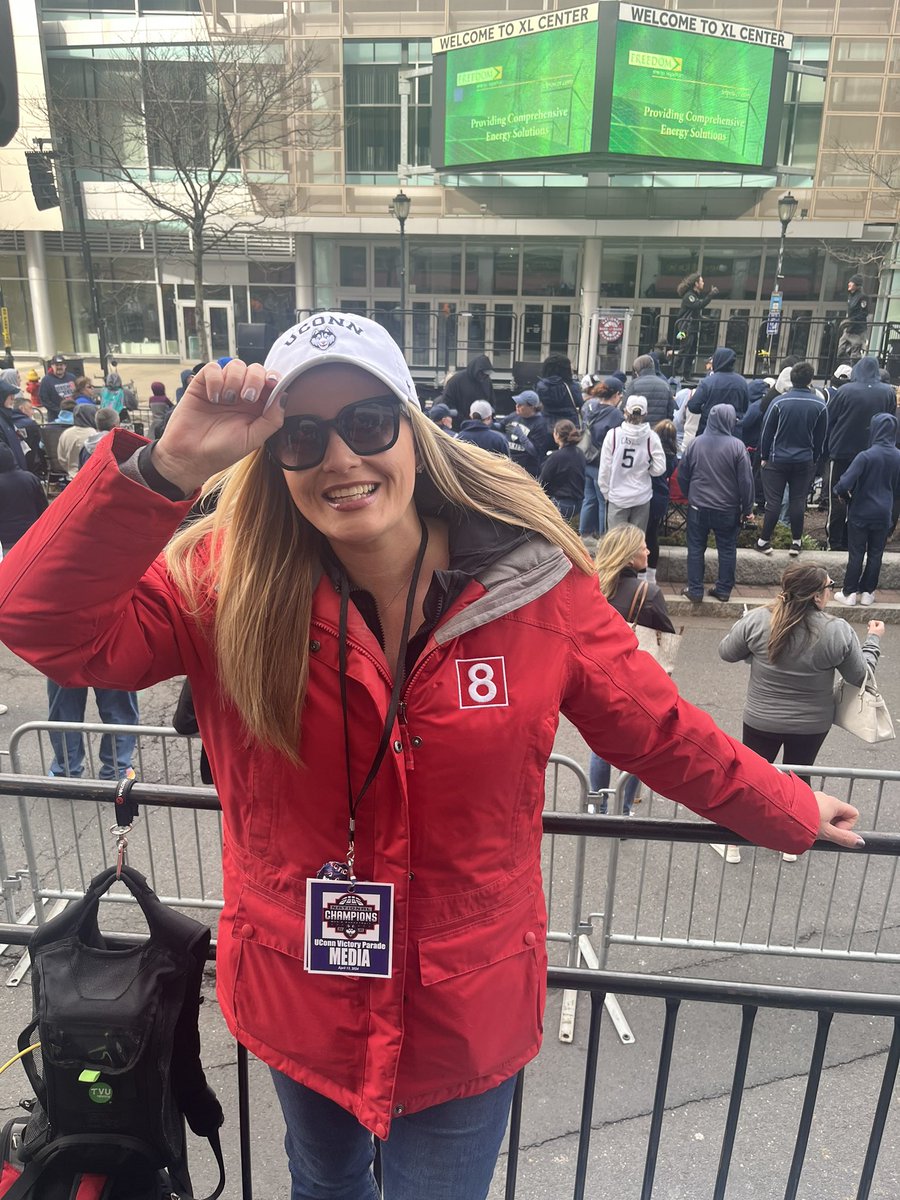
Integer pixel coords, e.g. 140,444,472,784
626,582,683,676
833,668,895,744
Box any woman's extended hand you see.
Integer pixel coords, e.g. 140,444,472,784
152,360,284,494
867,620,885,637
813,790,864,848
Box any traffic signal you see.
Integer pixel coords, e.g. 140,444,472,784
0,0,18,147
26,151,59,211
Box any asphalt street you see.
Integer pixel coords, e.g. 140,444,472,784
0,614,898,1199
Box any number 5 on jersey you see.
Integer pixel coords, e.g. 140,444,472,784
456,657,509,709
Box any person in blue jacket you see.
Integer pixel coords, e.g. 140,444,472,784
455,400,510,457
757,361,828,556
687,347,750,435
833,413,900,606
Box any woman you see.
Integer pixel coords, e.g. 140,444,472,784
646,419,678,585
536,353,582,425
100,371,128,416
720,563,882,803
539,419,585,523
0,314,860,1200
57,402,97,480
588,524,676,814
578,377,624,539
598,394,666,531
72,376,96,405
673,272,718,380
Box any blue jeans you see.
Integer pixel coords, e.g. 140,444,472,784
843,520,890,595
686,506,741,599
270,1071,517,1200
47,680,139,780
579,462,605,537
588,753,638,814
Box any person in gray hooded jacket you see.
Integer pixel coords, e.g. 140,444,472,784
678,404,754,602
687,347,750,435
623,355,675,425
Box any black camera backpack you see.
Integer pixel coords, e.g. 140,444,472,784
0,865,224,1200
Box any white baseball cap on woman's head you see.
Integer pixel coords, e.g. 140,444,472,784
624,395,648,414
263,312,420,409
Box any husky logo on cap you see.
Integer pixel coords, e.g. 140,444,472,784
310,328,337,351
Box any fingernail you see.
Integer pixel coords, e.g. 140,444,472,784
855,836,866,847
222,388,237,405
242,387,258,403
266,371,280,384
209,389,220,404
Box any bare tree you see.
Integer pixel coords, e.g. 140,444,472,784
819,143,899,280
40,34,337,360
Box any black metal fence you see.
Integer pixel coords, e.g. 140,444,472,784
1,781,898,1199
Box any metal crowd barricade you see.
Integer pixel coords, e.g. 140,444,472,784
0,786,898,1200
591,766,900,972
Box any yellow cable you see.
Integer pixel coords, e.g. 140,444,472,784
0,1043,40,1077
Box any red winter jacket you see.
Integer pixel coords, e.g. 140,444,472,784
0,431,820,1137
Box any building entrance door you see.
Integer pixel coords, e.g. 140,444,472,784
176,300,235,361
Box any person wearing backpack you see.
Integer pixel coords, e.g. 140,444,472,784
578,376,624,538
536,353,582,424
598,395,666,531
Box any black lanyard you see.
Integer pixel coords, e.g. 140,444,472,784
337,519,429,881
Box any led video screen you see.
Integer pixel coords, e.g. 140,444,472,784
434,8,599,170
608,20,777,166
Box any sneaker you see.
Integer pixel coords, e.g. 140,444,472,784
860,592,876,606
789,541,802,557
725,845,742,864
680,587,703,602
782,853,798,862
834,590,857,606
707,588,730,602
0,704,7,716
755,540,773,556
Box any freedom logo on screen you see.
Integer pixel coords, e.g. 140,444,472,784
456,657,509,708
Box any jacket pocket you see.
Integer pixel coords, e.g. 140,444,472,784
417,888,541,986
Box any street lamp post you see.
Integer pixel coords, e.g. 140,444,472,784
391,190,411,351
766,191,799,364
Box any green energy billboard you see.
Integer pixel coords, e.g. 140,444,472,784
609,18,776,165
432,5,600,170
430,5,790,173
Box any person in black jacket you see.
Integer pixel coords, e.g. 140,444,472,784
673,272,718,380
38,355,76,421
757,361,828,555
512,389,553,460
687,347,750,434
623,355,675,425
0,444,47,554
0,381,27,470
442,354,494,413
578,377,624,538
536,354,581,424
456,399,510,457
837,274,870,362
824,356,896,550
539,420,585,521
833,413,900,606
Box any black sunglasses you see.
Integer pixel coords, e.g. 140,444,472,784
267,395,402,471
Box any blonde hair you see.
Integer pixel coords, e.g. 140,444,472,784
165,404,592,759
594,524,645,599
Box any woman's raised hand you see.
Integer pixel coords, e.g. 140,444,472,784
867,620,885,637
152,360,284,494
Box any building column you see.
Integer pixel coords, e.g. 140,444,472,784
25,230,55,361
295,234,314,314
577,237,601,375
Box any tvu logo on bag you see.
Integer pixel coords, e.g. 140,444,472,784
456,657,509,709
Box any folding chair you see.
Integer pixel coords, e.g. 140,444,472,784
39,423,69,495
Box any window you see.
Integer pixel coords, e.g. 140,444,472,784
343,40,432,184
600,248,637,298
410,245,460,294
339,246,367,288
521,248,578,296
780,71,825,168
700,247,761,301
464,246,518,296
640,249,699,300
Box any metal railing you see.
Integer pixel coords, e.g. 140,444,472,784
1,791,897,1200
594,767,900,969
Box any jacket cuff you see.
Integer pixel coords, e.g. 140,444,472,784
119,443,192,502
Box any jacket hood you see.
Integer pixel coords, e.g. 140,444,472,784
712,347,736,373
705,404,737,435
619,420,651,441
634,355,656,376
775,366,794,394
870,412,898,447
851,356,881,386
466,354,493,380
747,379,767,403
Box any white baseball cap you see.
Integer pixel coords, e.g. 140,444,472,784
264,312,420,409
470,399,493,420
624,395,648,414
